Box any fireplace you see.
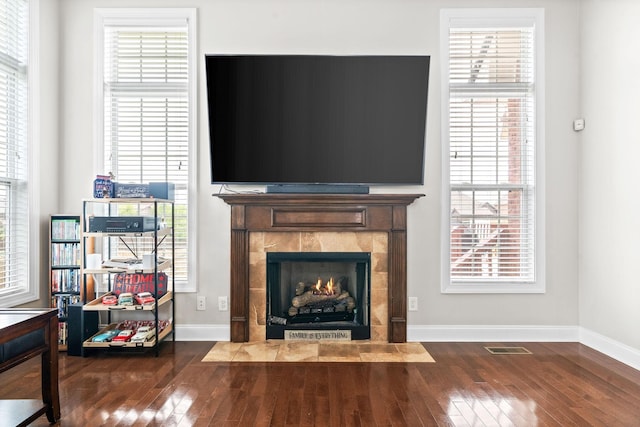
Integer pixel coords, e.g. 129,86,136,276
219,193,423,343
266,252,371,340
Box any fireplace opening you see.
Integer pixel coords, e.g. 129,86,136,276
266,252,371,340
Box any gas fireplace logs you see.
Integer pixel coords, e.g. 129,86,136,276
287,277,356,316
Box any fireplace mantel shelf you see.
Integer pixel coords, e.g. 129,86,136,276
219,193,424,343
219,193,424,205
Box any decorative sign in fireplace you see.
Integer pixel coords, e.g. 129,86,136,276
266,252,371,340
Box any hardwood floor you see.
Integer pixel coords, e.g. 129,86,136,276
1,341,640,426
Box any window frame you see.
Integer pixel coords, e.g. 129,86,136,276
0,0,40,307
93,8,197,293
440,8,546,294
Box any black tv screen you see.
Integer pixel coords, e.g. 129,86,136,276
206,54,430,188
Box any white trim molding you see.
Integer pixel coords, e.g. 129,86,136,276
408,325,579,343
177,324,581,344
174,324,229,342
440,8,546,294
93,7,198,293
579,327,640,372
406,324,640,371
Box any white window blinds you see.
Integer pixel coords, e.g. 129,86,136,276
442,10,543,291
0,0,29,298
101,14,193,287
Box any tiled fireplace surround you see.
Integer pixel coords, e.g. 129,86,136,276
220,193,422,343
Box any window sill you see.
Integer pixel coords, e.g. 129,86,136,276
442,282,545,294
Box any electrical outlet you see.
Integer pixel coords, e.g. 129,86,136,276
408,297,418,312
197,295,206,311
218,296,228,311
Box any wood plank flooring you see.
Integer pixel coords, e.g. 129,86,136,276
1,341,640,426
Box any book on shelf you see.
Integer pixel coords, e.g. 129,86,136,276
51,218,80,240
51,294,81,318
58,322,67,346
50,269,81,293
51,242,80,266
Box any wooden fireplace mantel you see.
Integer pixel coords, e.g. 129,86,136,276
219,193,423,343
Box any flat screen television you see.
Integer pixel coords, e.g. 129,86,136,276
205,54,430,193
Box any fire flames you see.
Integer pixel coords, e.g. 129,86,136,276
313,277,336,295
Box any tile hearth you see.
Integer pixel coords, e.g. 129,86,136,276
202,341,435,363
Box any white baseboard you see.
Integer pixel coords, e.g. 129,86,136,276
174,324,229,341
407,324,580,342
175,324,581,343
407,324,640,371
175,323,640,371
579,327,640,371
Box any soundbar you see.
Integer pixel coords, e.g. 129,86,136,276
266,184,369,194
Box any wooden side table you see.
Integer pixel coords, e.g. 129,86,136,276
0,308,60,426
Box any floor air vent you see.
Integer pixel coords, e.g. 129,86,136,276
485,346,532,355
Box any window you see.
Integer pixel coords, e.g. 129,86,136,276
440,9,545,293
0,0,37,306
95,9,196,292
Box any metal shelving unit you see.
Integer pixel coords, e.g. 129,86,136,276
79,198,175,356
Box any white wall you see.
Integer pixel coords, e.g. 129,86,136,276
56,0,581,339
25,0,61,308
579,0,640,353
